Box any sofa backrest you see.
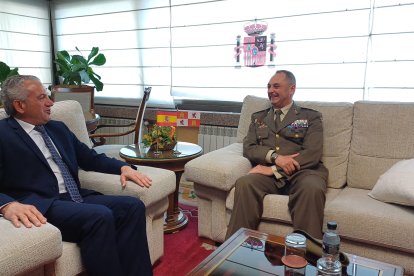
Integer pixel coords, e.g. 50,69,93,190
237,95,353,189
297,101,353,189
348,101,414,190
0,100,92,148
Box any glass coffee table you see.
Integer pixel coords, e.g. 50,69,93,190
188,228,404,276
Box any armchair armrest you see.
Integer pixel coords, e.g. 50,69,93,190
78,166,175,207
184,143,252,192
0,218,62,275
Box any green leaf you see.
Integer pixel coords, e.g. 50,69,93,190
90,73,103,91
71,55,88,66
72,63,87,72
90,53,106,66
0,62,11,83
0,62,19,85
54,47,106,90
57,50,71,61
91,69,101,80
8,68,19,78
88,47,99,62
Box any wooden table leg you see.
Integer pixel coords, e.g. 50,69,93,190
163,171,188,233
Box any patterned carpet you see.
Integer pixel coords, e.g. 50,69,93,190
153,203,216,275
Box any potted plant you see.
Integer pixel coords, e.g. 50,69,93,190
54,46,106,91
142,125,177,151
52,47,106,117
0,61,19,87
0,61,19,107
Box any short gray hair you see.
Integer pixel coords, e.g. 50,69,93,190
276,70,296,86
0,75,40,116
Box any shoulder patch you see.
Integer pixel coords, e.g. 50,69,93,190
252,108,271,116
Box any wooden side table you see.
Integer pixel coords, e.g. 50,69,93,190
119,141,203,233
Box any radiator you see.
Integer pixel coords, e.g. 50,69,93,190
97,118,238,153
96,118,136,145
198,125,238,153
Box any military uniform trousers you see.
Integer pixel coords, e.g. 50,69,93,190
226,172,327,240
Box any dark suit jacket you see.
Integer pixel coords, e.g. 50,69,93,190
0,117,128,214
243,102,328,186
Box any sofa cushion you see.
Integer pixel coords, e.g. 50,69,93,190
236,96,353,189
324,187,414,252
368,158,414,206
348,101,414,190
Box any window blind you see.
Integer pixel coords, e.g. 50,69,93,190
171,0,414,104
51,0,414,109
52,0,173,108
0,0,52,86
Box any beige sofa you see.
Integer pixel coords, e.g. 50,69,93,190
185,95,414,274
0,100,176,275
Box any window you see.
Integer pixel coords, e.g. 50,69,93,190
52,0,172,108
0,0,52,86
51,0,414,110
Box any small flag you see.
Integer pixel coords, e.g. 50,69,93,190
156,111,177,126
177,111,201,127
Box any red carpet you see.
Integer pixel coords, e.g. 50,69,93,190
153,204,216,275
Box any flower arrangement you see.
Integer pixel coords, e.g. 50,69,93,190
142,125,177,150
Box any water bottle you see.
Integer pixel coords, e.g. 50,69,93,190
317,221,342,276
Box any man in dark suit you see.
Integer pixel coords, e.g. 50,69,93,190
226,70,328,239
0,75,153,275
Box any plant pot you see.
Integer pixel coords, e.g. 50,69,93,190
150,140,177,151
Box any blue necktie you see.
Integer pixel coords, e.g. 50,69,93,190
34,125,83,203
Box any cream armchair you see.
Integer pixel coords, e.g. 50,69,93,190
0,100,176,275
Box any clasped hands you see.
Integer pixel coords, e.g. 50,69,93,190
249,153,300,176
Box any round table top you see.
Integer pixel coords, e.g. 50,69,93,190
119,141,203,163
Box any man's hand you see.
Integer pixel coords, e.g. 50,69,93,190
1,202,47,228
249,165,274,176
120,166,152,189
275,153,300,175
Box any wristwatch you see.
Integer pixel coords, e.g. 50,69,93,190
270,151,278,164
